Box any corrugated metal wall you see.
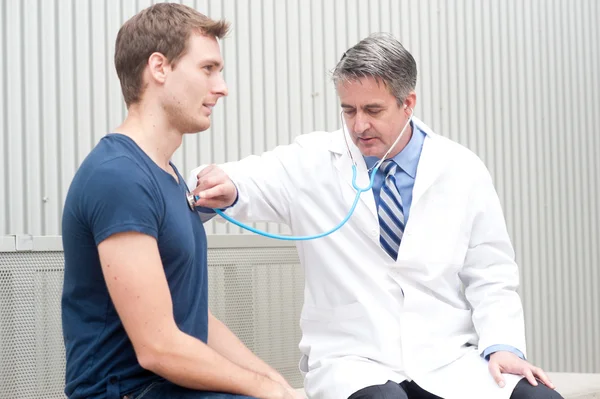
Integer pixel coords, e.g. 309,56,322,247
0,0,598,373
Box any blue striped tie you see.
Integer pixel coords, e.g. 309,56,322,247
378,160,405,260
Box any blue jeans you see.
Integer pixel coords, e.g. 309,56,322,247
124,380,258,399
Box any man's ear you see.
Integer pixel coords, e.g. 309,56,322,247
147,52,169,84
403,91,417,114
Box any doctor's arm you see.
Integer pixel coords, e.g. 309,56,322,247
189,143,302,225
458,171,554,389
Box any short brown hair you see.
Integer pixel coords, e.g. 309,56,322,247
115,3,230,107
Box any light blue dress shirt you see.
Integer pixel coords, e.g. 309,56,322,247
364,122,425,224
364,122,524,361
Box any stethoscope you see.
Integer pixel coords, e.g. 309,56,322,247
187,108,414,241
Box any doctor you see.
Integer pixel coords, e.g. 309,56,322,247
189,33,562,399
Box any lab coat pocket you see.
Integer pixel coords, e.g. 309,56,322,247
299,302,377,370
298,354,309,378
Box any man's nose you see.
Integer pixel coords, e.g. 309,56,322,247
353,113,369,134
213,72,228,97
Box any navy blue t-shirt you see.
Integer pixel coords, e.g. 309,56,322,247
61,134,209,399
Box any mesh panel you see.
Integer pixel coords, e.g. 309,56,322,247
0,251,66,399
0,245,304,398
208,247,304,388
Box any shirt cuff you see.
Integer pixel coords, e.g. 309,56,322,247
482,345,525,360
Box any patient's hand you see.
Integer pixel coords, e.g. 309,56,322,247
192,164,238,209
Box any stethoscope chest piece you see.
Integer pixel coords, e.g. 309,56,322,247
186,193,200,211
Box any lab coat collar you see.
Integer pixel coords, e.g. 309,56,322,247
328,116,448,217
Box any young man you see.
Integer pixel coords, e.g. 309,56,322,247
61,4,301,399
190,33,563,399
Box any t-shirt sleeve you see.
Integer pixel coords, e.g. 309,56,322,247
80,156,163,245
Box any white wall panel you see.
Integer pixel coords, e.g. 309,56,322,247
1,0,599,373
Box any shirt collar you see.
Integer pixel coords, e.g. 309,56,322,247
364,121,425,178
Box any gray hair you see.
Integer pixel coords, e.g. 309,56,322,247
332,33,417,105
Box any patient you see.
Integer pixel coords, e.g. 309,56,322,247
61,3,301,399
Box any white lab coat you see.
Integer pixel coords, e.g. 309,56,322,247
189,118,526,399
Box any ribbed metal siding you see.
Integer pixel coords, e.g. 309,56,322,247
0,0,598,373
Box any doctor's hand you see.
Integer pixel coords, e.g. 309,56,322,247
489,351,555,389
192,164,238,209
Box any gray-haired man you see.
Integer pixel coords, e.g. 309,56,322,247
190,33,561,399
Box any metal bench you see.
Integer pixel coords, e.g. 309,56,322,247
1,234,599,398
